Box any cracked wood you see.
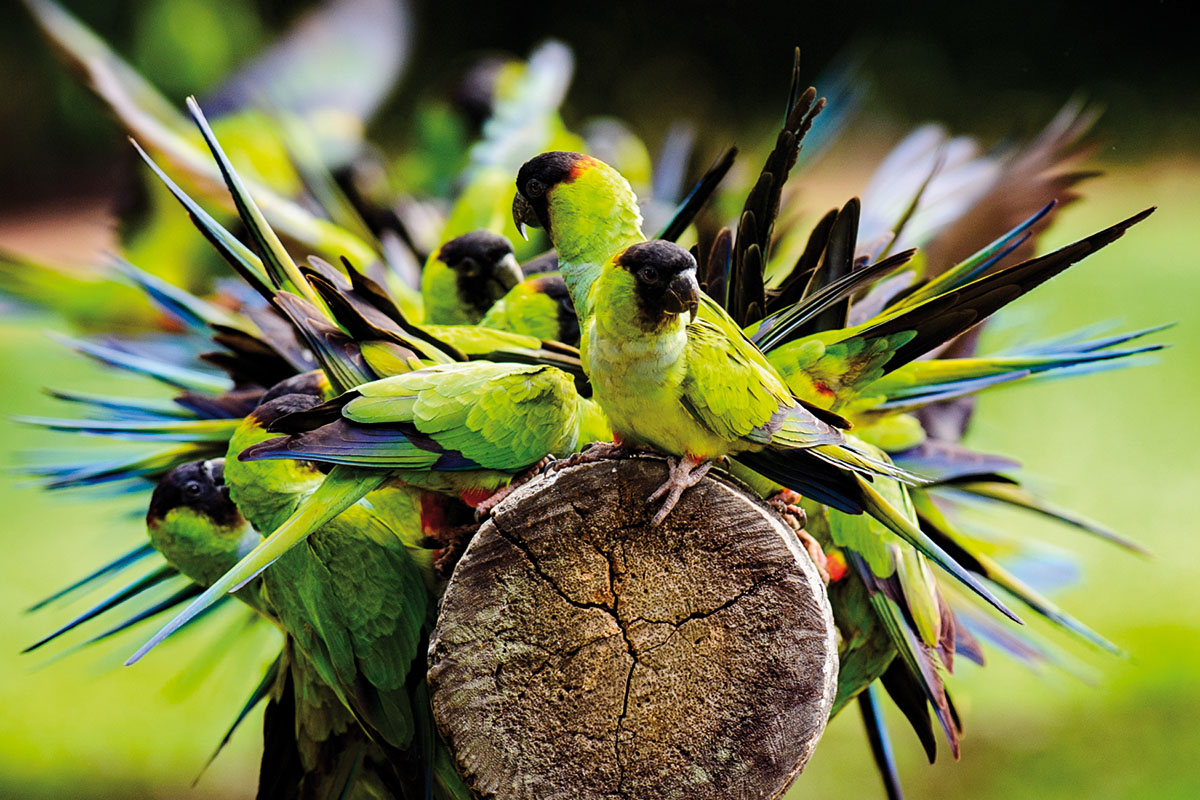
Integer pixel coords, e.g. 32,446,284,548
428,456,838,800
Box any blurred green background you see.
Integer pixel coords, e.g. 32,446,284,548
1,1,1198,798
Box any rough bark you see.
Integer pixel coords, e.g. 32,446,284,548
428,456,838,800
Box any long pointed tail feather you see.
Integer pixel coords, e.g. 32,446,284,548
856,477,1021,624
851,207,1155,376
859,684,906,800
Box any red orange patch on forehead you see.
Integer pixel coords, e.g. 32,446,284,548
565,153,601,182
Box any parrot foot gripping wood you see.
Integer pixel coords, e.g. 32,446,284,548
429,456,838,799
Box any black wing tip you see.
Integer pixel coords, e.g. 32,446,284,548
1086,206,1155,246
267,392,355,434
237,438,288,462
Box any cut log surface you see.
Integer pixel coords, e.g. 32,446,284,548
428,456,838,800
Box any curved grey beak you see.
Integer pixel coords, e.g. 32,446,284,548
485,252,524,302
203,457,226,486
665,271,701,322
495,252,524,292
512,193,541,241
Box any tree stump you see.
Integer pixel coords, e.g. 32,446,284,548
428,456,837,800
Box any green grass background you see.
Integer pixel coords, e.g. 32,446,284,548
1,161,1197,798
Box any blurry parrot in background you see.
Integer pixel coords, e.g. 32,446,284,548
420,230,523,325
7,0,413,325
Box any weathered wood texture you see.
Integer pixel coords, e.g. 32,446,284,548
429,456,837,800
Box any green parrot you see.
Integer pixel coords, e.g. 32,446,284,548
580,240,909,514
241,360,609,509
575,240,1020,622
221,391,430,757
512,151,644,319
420,231,524,325
220,381,476,799
147,458,417,800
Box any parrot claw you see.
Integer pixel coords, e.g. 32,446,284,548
649,456,711,526
767,490,828,583
549,441,651,472
796,529,830,584
473,488,511,522
766,489,807,528
434,523,479,579
474,456,554,521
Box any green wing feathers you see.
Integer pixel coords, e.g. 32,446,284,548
680,307,794,443
246,362,585,473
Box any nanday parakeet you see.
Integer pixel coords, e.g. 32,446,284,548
420,231,523,326
147,458,422,800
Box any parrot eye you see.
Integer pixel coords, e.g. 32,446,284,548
637,266,660,284
526,178,546,197
184,480,203,498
